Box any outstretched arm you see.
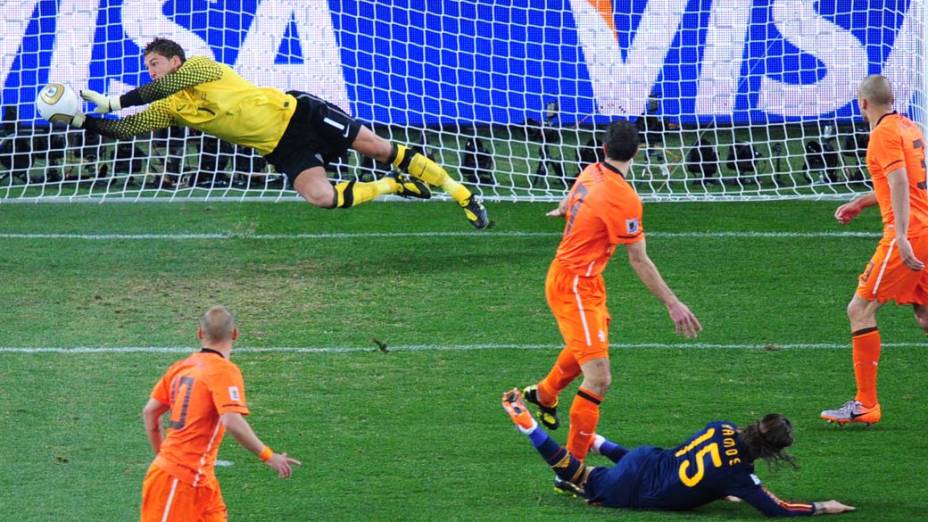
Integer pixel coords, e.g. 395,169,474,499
734,484,854,517
625,240,702,338
220,412,301,478
123,57,224,107
82,56,224,114
142,398,169,455
80,102,174,140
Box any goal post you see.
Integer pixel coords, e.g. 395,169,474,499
0,1,922,203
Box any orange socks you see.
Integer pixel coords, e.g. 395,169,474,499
566,387,603,461
537,348,605,460
536,347,581,406
852,327,881,408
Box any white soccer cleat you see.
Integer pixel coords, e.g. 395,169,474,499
820,400,881,425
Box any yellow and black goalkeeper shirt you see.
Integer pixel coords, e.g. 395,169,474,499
84,56,297,155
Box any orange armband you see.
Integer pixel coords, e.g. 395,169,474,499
258,446,273,462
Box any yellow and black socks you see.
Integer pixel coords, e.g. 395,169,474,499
333,178,398,208
852,327,881,407
526,428,586,484
389,144,471,204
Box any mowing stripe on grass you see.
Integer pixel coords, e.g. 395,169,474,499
0,231,882,240
0,341,922,355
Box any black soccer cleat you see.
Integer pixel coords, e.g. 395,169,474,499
387,172,431,200
461,195,491,229
553,476,585,498
523,385,559,430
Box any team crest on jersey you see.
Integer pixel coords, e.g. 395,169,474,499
228,386,241,401
626,218,640,234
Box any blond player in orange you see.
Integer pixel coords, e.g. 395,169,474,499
821,75,928,426
522,121,702,484
140,305,300,521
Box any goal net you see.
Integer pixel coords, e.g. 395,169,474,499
0,1,923,202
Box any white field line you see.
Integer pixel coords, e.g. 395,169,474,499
0,341,922,355
0,231,882,240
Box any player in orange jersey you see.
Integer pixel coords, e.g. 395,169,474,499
522,121,702,479
821,75,928,426
140,305,300,521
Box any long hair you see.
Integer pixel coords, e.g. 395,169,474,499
741,413,796,469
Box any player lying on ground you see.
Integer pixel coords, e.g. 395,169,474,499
140,306,300,522
821,74,928,426
502,389,854,517
66,38,489,228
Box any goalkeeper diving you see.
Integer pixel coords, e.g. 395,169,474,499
68,38,490,228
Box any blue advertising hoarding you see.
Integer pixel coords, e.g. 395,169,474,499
0,0,917,126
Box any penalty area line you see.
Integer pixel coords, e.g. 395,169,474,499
0,341,922,355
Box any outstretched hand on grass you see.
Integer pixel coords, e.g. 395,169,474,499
814,500,855,515
266,452,301,479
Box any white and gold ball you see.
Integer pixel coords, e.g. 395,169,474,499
36,83,80,124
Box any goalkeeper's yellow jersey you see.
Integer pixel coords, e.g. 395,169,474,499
84,56,297,155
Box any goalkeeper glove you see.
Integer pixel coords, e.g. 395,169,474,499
70,112,86,127
80,89,121,113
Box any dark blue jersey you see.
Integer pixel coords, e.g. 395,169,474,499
585,421,815,517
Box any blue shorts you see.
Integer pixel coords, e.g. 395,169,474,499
584,446,660,508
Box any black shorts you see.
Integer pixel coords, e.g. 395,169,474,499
264,91,362,180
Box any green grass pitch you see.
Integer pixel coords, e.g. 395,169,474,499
0,200,924,521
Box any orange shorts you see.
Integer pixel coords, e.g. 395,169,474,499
546,259,610,365
141,463,226,522
856,234,928,305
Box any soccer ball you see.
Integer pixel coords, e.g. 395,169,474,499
36,83,80,124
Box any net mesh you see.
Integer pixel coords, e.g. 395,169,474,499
0,0,922,202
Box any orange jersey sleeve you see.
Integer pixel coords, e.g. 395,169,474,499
865,113,928,238
206,363,249,416
151,369,172,405
602,186,644,246
868,124,906,175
